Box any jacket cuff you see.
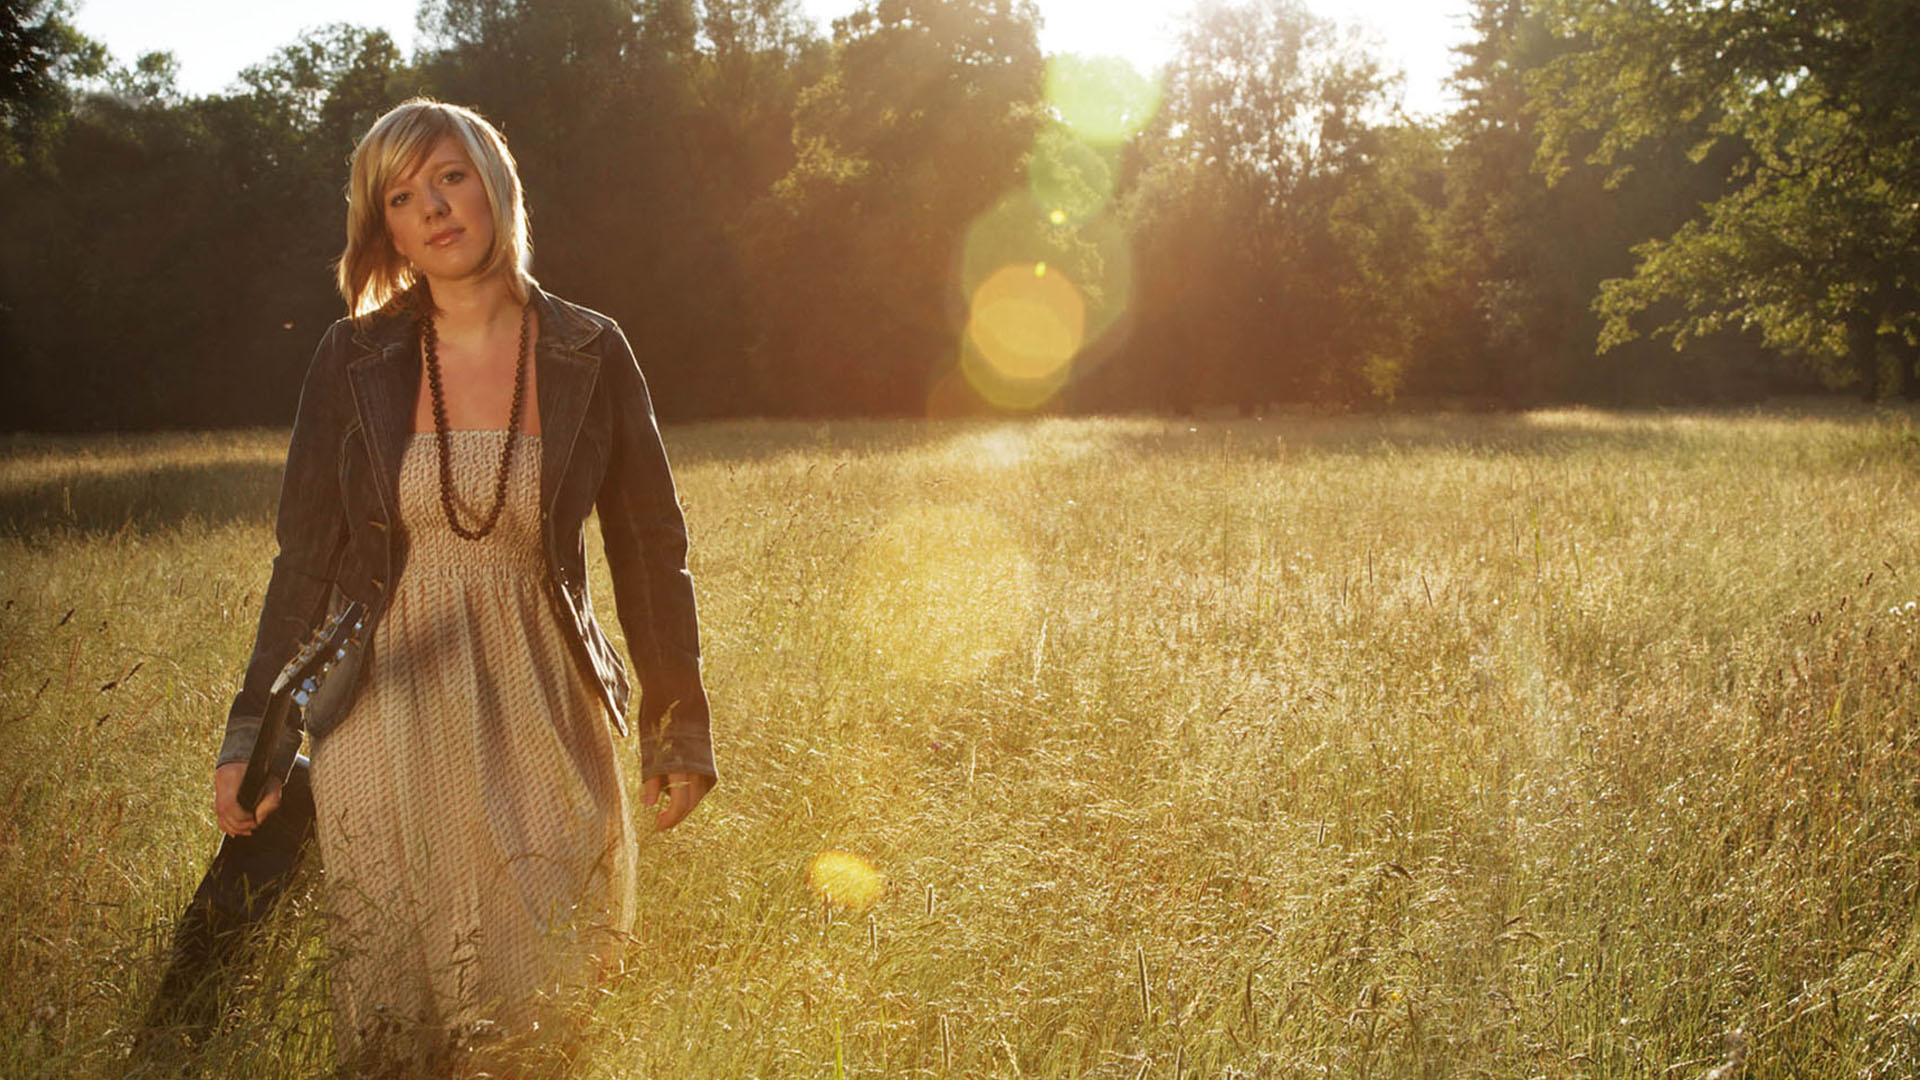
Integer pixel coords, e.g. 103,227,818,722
639,746,717,786
216,717,261,770
215,711,303,770
637,683,717,787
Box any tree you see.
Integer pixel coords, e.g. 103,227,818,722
1535,0,1920,396
0,0,105,168
0,23,412,430
1112,0,1426,411
414,0,822,419
739,0,1046,414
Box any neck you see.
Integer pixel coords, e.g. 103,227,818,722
422,271,522,338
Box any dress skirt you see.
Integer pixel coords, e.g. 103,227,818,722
309,430,636,1072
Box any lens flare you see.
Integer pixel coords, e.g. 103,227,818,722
954,194,1135,410
1029,126,1117,225
841,505,1038,682
967,261,1084,387
958,338,1075,411
1045,53,1163,147
961,195,1132,342
809,850,884,912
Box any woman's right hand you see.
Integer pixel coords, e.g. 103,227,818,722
214,761,281,837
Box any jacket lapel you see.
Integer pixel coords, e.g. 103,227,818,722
343,287,603,518
533,287,603,515
346,315,419,515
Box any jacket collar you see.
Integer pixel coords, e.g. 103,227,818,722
348,283,604,353
344,284,604,517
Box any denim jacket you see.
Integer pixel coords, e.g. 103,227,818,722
218,286,715,789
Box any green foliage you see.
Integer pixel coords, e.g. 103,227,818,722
737,0,1046,414
235,23,406,141
4,0,1912,427
0,21,414,431
1535,0,1920,396
1108,0,1439,410
1419,0,1773,407
1426,0,1563,403
414,0,823,419
0,0,107,168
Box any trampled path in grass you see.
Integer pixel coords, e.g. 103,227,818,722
3,409,1918,1077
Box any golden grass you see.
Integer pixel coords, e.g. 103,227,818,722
2,408,1918,1078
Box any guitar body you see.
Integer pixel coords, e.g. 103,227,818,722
140,757,318,1053
139,602,367,1055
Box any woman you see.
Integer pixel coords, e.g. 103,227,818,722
210,99,716,1072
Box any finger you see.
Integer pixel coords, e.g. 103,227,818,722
213,763,253,836
641,775,662,808
687,772,714,807
669,778,692,827
657,774,706,832
214,796,243,837
653,779,686,832
218,804,255,838
255,780,282,825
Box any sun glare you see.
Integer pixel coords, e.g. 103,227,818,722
1046,53,1163,146
945,47,1161,413
840,505,1039,682
965,262,1085,407
954,190,1136,411
808,850,884,912
1029,130,1118,225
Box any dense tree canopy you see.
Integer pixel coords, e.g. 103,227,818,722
1536,0,1920,396
0,0,1910,430
1,0,105,166
739,0,1047,414
1100,0,1429,412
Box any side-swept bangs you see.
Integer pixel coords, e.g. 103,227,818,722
336,99,536,318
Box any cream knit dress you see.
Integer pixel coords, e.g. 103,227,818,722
310,430,637,1072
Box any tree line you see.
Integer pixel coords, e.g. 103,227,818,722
2,0,1915,430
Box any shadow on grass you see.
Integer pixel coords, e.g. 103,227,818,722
0,459,283,540
6,406,1914,540
663,416,997,466
1074,406,1920,466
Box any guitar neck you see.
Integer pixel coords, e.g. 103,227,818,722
234,600,367,814
237,692,297,811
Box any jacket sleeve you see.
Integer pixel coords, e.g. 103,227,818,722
595,321,716,787
217,322,353,770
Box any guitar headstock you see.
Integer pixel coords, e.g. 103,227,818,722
269,601,370,699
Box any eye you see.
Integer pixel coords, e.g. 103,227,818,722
442,169,466,184
387,191,410,208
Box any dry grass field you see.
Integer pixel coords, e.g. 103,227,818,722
2,409,1919,1078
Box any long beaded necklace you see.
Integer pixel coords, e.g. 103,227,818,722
420,301,532,541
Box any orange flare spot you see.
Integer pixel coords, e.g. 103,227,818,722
809,850,884,912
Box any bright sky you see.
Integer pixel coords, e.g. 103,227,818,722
69,0,1470,117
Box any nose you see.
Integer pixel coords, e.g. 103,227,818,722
426,189,450,218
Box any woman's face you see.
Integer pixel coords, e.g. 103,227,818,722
382,134,497,284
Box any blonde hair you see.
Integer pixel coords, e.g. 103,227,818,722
336,99,536,317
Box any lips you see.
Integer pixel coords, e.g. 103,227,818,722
426,227,463,248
